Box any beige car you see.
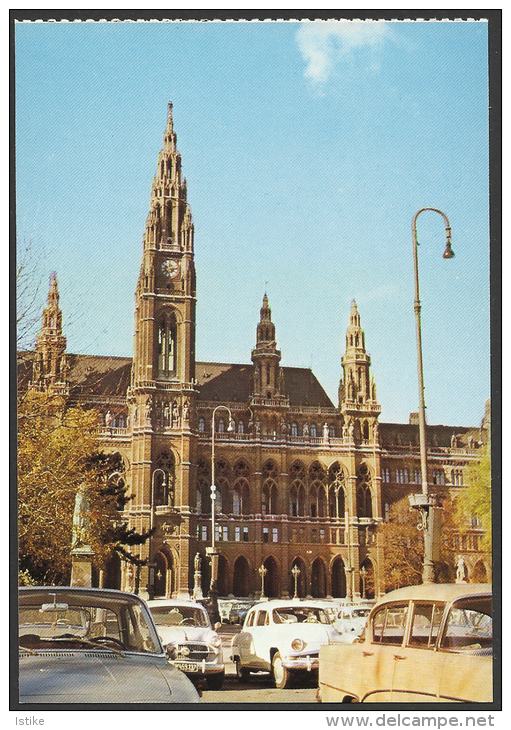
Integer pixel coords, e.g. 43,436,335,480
318,583,492,703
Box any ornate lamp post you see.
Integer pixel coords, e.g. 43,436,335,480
208,405,234,621
148,468,166,599
409,208,454,584
258,564,267,598
360,565,367,600
291,565,301,599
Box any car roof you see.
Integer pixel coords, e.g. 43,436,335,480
18,586,150,609
373,583,492,606
146,598,206,609
247,599,334,610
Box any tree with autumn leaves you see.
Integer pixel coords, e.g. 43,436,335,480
18,391,151,585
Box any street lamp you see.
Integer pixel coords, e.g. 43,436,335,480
409,208,454,584
333,474,353,602
291,565,301,599
148,468,166,599
208,405,234,621
360,565,367,600
258,564,267,598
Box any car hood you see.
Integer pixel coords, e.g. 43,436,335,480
157,625,216,645
19,651,200,704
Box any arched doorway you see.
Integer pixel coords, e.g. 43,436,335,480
103,551,121,589
473,560,487,583
311,557,327,598
359,559,375,600
289,557,307,598
232,555,250,597
154,549,175,597
217,554,229,597
263,556,279,598
331,556,347,598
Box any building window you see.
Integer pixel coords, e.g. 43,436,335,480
198,417,205,432
263,527,269,543
432,469,445,485
222,526,228,542
201,525,208,542
320,528,325,542
243,526,249,542
291,422,298,437
272,527,278,543
310,423,317,437
217,418,225,434
413,469,421,484
382,468,390,483
215,525,221,542
235,526,241,542
451,469,464,486
158,316,176,375
196,524,201,539
238,420,244,434
311,528,317,542
404,469,409,483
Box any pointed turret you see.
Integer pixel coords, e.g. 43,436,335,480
339,301,380,436
32,273,68,393
251,295,286,401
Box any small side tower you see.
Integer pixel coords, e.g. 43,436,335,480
339,300,381,439
251,294,286,402
32,273,68,395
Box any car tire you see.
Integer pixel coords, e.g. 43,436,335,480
272,651,291,689
235,658,250,683
206,672,225,690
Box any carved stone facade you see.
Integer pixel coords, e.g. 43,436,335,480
18,103,490,599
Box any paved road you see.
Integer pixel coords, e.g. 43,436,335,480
200,623,318,704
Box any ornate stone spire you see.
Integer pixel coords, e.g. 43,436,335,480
251,295,285,400
32,273,68,393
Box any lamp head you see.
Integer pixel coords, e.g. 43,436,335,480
443,231,455,259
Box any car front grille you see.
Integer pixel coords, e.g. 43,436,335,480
173,643,213,662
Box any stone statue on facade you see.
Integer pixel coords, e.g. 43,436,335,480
71,485,92,551
456,555,467,584
192,552,203,599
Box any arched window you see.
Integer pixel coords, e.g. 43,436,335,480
198,417,205,433
356,463,372,518
291,422,298,437
310,423,317,437
158,313,177,376
237,420,244,434
217,418,225,434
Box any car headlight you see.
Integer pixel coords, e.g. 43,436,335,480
210,635,222,649
291,638,306,652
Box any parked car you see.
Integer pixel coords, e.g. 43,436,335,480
228,599,256,625
231,599,345,689
18,586,200,704
318,583,493,703
332,603,372,640
147,598,225,689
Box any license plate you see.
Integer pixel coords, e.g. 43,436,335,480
175,662,199,672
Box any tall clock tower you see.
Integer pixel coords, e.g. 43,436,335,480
126,103,198,598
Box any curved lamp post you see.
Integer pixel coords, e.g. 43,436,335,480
208,406,234,621
409,208,454,584
148,468,166,599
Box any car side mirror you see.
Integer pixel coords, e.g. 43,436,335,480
214,622,221,631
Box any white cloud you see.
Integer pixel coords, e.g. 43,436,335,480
296,20,395,85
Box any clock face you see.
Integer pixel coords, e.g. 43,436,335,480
161,259,179,278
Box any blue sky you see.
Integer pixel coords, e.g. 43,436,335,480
15,19,490,427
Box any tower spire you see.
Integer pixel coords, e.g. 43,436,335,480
251,295,286,401
339,301,380,424
32,274,68,393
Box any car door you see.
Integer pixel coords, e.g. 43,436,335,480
390,601,445,702
247,608,271,670
234,609,257,667
361,602,410,702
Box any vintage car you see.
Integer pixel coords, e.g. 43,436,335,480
318,583,492,703
147,598,225,689
230,599,345,689
332,603,372,640
18,586,200,704
228,599,257,625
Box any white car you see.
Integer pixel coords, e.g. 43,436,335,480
147,598,225,689
332,604,372,641
230,599,344,689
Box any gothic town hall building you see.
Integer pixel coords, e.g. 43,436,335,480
18,103,490,600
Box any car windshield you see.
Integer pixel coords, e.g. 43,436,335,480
272,606,332,624
352,608,370,618
19,590,160,654
150,605,210,628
